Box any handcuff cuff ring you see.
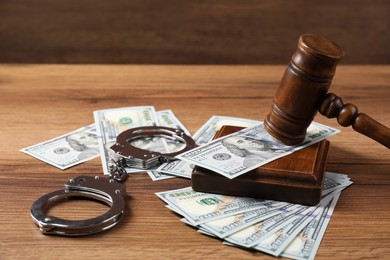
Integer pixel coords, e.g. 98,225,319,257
30,175,126,236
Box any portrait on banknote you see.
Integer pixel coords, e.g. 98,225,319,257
65,131,100,160
220,136,292,168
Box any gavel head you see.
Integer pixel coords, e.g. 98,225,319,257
264,34,345,145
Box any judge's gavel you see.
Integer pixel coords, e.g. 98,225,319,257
264,34,390,149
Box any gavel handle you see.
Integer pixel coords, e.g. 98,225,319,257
319,93,390,149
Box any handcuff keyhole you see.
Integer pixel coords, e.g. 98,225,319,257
78,178,86,183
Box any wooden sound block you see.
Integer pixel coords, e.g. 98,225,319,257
192,125,330,205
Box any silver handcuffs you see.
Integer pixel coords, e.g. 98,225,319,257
30,176,126,236
30,126,195,236
110,126,195,171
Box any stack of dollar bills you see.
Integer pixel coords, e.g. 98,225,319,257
156,172,352,259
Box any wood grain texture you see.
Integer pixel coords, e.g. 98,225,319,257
0,65,389,259
0,0,389,64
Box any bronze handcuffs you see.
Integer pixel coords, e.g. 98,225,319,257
30,126,195,236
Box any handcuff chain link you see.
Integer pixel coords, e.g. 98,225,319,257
108,158,128,182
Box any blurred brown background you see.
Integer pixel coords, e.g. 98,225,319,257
0,0,388,64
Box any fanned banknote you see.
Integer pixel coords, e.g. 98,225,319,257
193,201,288,239
156,172,352,259
156,187,271,225
224,204,316,248
20,124,99,170
321,172,353,197
252,195,335,256
225,182,349,253
177,122,340,179
281,193,341,260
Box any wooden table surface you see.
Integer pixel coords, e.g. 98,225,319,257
0,65,389,259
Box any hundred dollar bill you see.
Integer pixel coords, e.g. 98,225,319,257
156,109,191,136
159,173,350,222
156,187,270,225
224,204,311,248
198,227,219,237
127,110,190,155
159,174,351,258
177,122,340,179
156,116,260,178
94,106,158,175
254,206,322,256
197,173,350,239
193,116,260,145
281,193,341,260
223,189,341,251
156,159,194,179
325,172,351,182
146,110,192,180
157,161,353,183
146,169,175,181
155,109,192,153
158,173,350,226
322,173,353,197
169,201,290,240
253,194,336,256
20,124,99,170
198,202,293,239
